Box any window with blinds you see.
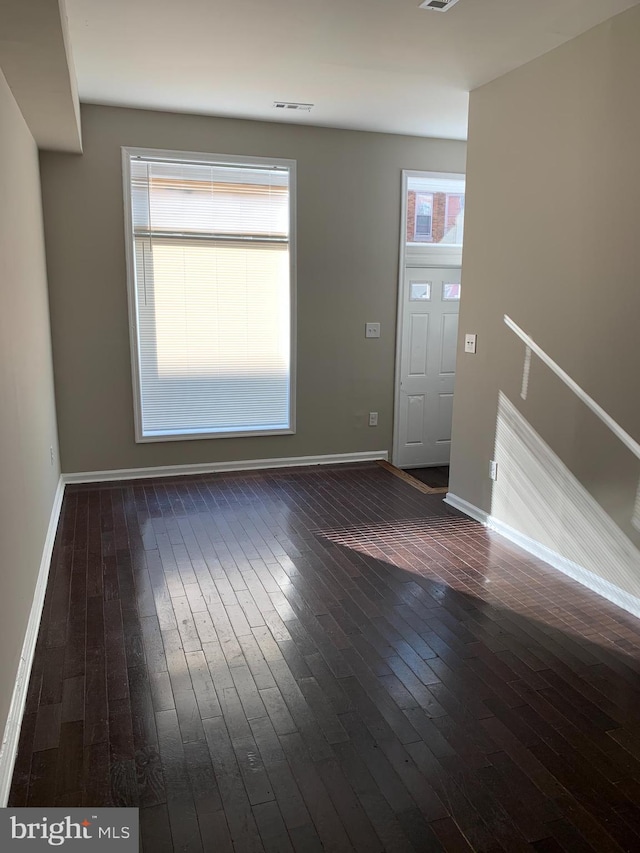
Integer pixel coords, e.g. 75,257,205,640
122,148,296,441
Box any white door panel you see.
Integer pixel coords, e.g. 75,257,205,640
406,395,425,444
409,314,429,376
436,393,454,443
396,267,460,468
440,314,458,375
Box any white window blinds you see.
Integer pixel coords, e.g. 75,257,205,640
123,149,295,441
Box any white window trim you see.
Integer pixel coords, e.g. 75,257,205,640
122,146,297,443
413,191,433,241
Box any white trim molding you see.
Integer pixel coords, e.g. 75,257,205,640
445,492,640,621
122,146,298,444
64,450,389,485
0,475,65,806
392,168,466,467
443,493,489,526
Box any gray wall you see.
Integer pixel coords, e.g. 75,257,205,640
40,104,466,474
450,6,640,599
0,69,60,740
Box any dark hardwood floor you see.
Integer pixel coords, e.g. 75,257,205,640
10,461,640,852
404,467,449,490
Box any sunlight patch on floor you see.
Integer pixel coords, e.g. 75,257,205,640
492,392,640,607
313,515,479,553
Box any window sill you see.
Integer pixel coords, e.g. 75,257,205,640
135,427,296,444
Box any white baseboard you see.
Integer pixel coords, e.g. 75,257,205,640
445,492,640,621
444,493,489,526
0,475,65,806
64,450,389,485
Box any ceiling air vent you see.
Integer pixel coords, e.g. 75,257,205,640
419,0,462,11
273,102,313,112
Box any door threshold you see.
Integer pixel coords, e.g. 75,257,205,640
377,460,448,495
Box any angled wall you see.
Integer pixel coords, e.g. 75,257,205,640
0,0,82,152
450,6,640,600
0,68,61,759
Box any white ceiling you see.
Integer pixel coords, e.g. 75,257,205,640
66,0,638,140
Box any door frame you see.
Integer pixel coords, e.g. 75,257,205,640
392,169,465,468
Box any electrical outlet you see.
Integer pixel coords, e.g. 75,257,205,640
50,446,55,466
464,333,477,354
369,412,378,427
365,322,381,339
489,460,498,481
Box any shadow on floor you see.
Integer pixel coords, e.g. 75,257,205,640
9,462,640,852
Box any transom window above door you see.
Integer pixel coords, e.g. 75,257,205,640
406,174,465,246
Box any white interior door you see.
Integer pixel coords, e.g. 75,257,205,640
396,268,461,468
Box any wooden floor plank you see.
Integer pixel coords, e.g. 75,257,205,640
10,463,640,853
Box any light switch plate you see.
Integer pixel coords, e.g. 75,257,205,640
464,333,477,354
365,322,381,339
